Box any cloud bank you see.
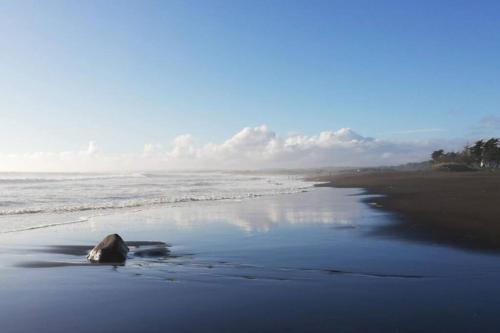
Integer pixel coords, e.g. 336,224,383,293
0,125,457,172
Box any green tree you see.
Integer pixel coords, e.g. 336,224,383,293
468,140,485,166
483,138,500,168
431,149,444,163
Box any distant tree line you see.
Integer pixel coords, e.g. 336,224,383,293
431,138,500,169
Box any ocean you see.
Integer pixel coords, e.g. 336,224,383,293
0,172,313,233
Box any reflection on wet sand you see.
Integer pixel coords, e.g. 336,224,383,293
19,241,171,268
138,188,365,233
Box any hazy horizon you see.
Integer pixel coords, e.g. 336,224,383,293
0,125,464,172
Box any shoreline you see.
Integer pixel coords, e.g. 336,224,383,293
3,177,500,332
313,170,500,250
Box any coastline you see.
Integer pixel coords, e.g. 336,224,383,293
3,180,500,332
313,170,500,250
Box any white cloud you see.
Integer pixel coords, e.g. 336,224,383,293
168,134,198,159
86,141,99,155
0,125,459,172
143,143,162,155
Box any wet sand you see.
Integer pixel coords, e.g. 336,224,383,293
2,188,500,332
20,241,170,268
315,170,500,250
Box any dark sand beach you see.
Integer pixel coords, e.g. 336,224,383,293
3,187,500,332
315,170,500,250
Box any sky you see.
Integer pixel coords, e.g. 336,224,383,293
0,0,499,171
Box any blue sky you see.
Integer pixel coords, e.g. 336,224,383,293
0,0,499,169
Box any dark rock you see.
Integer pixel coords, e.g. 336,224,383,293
87,234,129,263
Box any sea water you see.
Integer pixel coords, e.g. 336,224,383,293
0,171,312,233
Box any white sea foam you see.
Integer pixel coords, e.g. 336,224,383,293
0,218,90,234
0,171,315,233
0,190,306,216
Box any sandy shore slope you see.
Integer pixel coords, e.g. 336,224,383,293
313,170,500,249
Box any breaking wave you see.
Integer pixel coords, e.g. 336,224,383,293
0,173,147,184
0,172,314,217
